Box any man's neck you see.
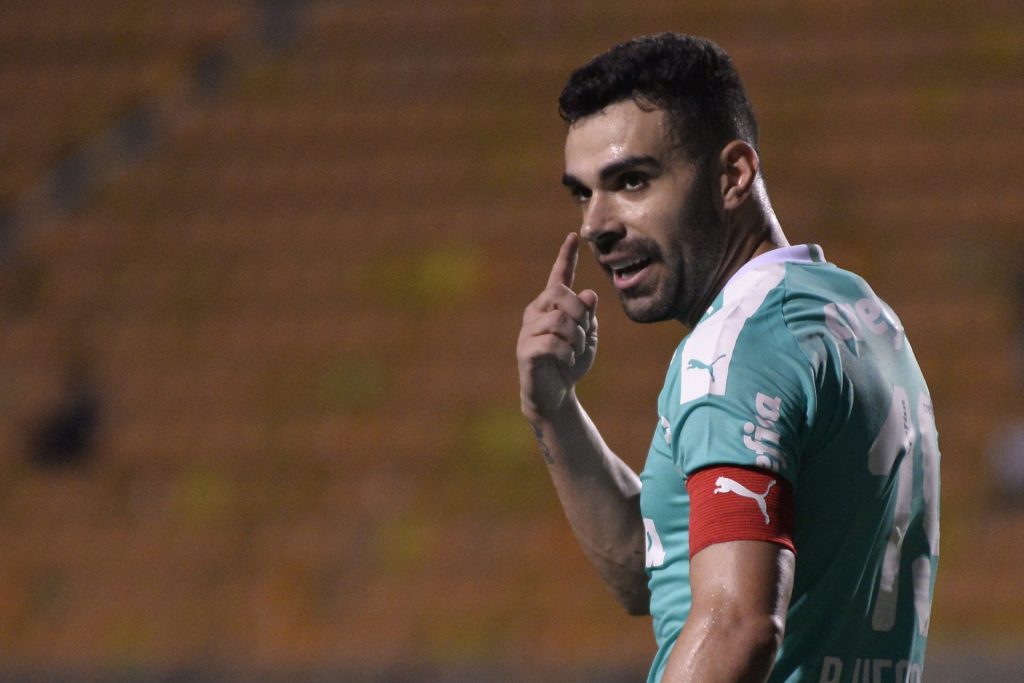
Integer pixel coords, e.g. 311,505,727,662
683,215,788,328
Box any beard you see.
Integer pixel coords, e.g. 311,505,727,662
618,251,677,324
619,163,726,325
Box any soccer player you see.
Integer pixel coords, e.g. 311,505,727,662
515,34,940,682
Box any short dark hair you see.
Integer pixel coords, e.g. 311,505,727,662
559,33,759,163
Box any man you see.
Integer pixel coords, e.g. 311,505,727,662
516,34,940,682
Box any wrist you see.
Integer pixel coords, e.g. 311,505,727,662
521,390,580,428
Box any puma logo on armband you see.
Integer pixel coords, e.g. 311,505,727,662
713,476,777,524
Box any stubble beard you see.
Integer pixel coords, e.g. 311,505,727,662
618,250,679,324
620,164,725,325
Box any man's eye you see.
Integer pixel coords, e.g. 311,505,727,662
622,173,647,191
570,187,591,204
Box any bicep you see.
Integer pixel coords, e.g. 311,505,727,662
662,541,795,682
690,540,795,623
687,465,796,626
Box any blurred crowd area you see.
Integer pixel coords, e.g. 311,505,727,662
1,1,1023,680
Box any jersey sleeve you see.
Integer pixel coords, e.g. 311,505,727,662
662,285,817,489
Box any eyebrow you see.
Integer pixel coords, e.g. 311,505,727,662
562,154,662,189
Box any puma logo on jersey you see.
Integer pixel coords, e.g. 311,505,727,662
714,476,777,524
686,354,727,383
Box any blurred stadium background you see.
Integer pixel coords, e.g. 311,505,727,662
1,1,1022,681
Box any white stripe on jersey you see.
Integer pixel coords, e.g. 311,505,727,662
680,263,787,404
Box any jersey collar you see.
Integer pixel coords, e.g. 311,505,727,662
695,245,825,325
728,243,824,284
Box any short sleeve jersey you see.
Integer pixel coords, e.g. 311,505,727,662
640,245,940,683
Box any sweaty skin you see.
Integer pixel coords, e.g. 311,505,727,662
517,233,650,613
518,99,794,681
561,100,786,327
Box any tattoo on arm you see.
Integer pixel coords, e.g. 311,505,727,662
532,425,554,465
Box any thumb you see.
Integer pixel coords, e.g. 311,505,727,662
578,289,598,329
578,288,598,312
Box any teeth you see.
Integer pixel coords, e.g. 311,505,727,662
613,258,646,275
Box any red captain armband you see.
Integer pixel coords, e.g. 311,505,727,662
687,465,795,559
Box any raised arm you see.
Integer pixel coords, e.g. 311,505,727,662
516,233,650,614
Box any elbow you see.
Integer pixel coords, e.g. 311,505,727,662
591,537,650,615
625,600,650,617
728,613,786,673
614,582,651,616
618,590,651,616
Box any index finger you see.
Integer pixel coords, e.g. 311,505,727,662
546,232,580,290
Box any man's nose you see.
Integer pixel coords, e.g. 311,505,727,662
580,192,625,251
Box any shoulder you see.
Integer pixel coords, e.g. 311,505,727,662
676,259,792,404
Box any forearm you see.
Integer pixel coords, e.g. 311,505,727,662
527,395,650,614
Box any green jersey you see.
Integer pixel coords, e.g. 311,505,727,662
640,245,940,683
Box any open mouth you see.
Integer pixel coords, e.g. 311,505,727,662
611,257,652,289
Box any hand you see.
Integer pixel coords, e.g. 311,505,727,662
517,233,599,421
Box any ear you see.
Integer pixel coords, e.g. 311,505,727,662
716,140,760,211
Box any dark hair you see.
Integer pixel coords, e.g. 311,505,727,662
559,33,759,163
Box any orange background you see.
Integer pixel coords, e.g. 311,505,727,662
1,1,1022,679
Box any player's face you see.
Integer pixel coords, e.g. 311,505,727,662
563,99,726,324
